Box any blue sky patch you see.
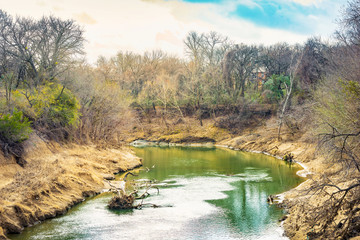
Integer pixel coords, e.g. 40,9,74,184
180,0,336,34
233,1,322,33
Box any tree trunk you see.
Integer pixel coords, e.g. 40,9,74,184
277,50,303,140
277,79,293,140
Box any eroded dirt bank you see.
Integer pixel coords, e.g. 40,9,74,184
0,133,142,239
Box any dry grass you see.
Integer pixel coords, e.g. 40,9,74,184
0,134,141,238
121,114,234,144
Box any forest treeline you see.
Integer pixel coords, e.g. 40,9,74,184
0,9,333,146
1,0,360,238
0,3,358,147
0,3,358,143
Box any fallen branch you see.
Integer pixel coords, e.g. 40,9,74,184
107,170,161,210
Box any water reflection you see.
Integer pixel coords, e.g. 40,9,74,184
10,147,303,240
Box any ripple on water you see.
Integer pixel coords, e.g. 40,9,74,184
10,147,303,240
16,174,286,240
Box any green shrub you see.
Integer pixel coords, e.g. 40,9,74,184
32,83,81,127
263,74,290,103
0,108,32,143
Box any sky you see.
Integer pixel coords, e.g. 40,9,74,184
0,0,345,63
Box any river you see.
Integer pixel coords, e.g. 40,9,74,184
9,146,303,240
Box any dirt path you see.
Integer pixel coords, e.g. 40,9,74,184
0,134,142,239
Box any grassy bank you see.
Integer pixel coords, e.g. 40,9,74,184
0,133,142,239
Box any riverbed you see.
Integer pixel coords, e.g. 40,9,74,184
9,146,303,240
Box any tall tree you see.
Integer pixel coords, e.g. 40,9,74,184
0,10,84,88
223,44,258,99
260,43,292,76
296,37,329,90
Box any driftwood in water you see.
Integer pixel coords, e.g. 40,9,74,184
108,194,135,209
107,171,160,210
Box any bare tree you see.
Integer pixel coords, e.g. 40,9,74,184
260,42,292,76
36,16,84,82
0,10,84,88
277,47,304,140
291,2,360,238
336,0,360,51
184,31,204,66
201,31,231,66
296,37,329,90
223,44,258,99
0,11,39,87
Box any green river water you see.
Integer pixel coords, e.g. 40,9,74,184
9,146,304,240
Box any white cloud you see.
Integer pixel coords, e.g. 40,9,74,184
74,12,97,25
291,0,323,6
0,0,339,63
